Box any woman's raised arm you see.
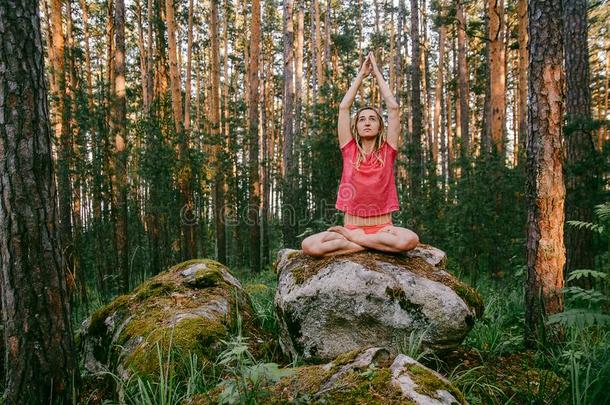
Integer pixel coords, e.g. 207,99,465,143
338,56,371,148
369,53,400,150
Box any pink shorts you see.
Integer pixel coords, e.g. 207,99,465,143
344,222,393,235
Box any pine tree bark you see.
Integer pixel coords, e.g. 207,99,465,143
517,0,527,163
165,0,183,133
0,0,79,400
49,0,74,273
111,0,129,293
282,0,297,248
563,0,598,275
248,0,261,271
184,0,194,131
525,0,565,345
78,0,94,111
210,0,226,263
487,0,506,157
313,0,322,91
410,0,423,196
433,10,447,171
456,0,470,160
135,0,149,110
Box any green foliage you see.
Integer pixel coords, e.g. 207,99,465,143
397,328,436,363
403,153,526,282
465,287,524,357
566,220,605,234
215,335,293,405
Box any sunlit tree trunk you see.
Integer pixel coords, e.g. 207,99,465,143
184,0,194,131
165,0,182,133
517,0,527,163
487,0,506,157
282,0,297,248
210,0,226,263
456,0,470,160
135,0,149,110
525,0,565,345
111,0,129,293
49,0,74,273
78,0,94,110
249,0,261,271
0,0,80,400
410,0,423,196
433,9,447,171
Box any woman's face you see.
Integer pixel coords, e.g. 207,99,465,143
356,109,381,139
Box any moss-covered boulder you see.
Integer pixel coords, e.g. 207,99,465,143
189,347,466,404
80,259,261,381
275,247,483,362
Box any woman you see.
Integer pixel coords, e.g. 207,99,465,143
301,53,420,257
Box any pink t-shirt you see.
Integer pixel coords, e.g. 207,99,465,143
335,138,400,217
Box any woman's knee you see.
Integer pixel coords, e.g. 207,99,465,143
397,230,419,251
301,232,325,256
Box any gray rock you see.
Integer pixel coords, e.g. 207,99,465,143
79,259,259,381
274,248,483,362
265,346,467,404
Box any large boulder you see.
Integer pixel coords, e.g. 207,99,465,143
274,247,483,362
79,259,263,382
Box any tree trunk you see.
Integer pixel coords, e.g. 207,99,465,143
487,0,506,157
111,0,129,293
456,0,470,159
410,0,423,196
282,0,297,248
249,0,262,271
563,0,598,275
78,0,94,110
165,0,183,133
314,0,323,91
210,0,226,263
135,0,149,110
49,0,74,276
184,0,194,131
517,0,527,163
525,0,565,345
433,11,447,171
0,0,79,400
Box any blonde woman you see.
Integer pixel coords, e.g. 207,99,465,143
302,53,419,257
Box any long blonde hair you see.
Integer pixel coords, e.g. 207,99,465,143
351,106,386,170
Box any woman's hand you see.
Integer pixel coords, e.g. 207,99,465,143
357,54,373,79
368,52,382,78
327,226,353,240
328,226,365,242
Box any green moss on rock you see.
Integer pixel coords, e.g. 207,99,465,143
284,250,483,318
87,294,131,338
82,258,261,382
405,363,465,404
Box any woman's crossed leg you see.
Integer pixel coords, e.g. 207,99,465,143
301,230,366,257
301,225,419,257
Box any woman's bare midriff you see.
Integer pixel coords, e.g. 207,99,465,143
343,212,392,226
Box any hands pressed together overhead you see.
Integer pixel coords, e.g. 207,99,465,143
358,52,382,79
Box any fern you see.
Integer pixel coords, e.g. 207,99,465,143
547,309,610,328
563,287,609,305
593,202,610,222
565,220,605,234
567,269,608,282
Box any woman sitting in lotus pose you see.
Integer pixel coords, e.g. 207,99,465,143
301,53,419,257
